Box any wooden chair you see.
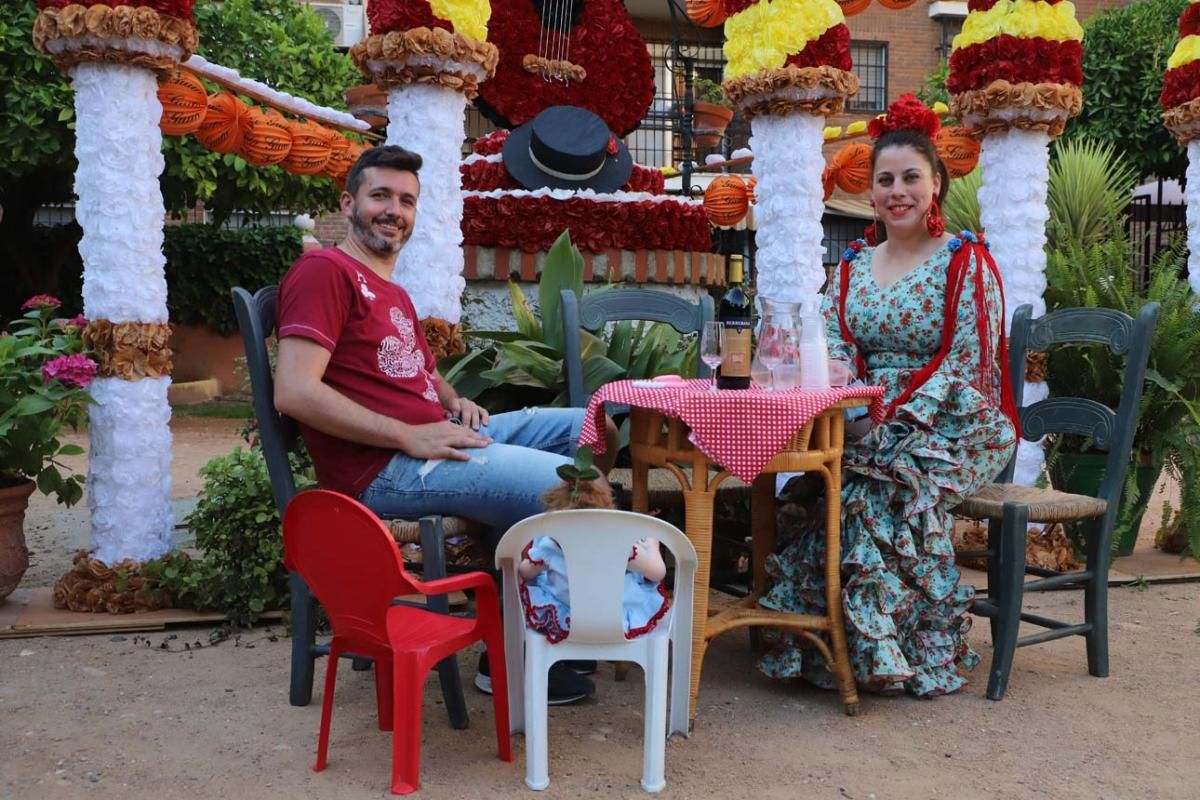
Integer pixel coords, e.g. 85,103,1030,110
231,286,471,727
958,302,1160,700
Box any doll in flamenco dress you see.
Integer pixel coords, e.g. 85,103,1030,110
518,451,670,642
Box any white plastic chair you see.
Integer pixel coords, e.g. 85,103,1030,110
495,509,696,793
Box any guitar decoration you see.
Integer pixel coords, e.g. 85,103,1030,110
474,0,655,136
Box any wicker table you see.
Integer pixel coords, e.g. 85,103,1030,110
626,398,872,722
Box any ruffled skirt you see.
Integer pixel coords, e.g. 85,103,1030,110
758,373,1017,696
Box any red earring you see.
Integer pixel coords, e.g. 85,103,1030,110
865,202,880,246
926,200,945,237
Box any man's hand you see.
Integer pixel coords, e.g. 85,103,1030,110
446,396,490,430
399,420,492,461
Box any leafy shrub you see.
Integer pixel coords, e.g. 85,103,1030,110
153,447,313,625
164,224,301,335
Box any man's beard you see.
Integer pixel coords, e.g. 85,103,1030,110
349,204,408,256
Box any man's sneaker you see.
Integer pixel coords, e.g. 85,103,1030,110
475,651,595,705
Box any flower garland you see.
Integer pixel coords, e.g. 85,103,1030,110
474,0,655,136
33,2,199,77
783,23,851,73
366,0,490,42
39,0,195,21
948,0,1083,136
722,0,846,80
462,193,711,254
1162,1,1200,145
460,153,665,194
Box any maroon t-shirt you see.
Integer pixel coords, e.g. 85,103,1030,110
277,247,446,495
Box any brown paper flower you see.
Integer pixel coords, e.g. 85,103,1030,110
722,65,860,120
950,81,1082,139
53,550,174,614
350,28,499,99
83,319,174,380
1163,96,1200,145
33,5,198,79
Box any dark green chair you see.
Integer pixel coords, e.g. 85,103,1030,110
958,302,1160,700
560,287,714,409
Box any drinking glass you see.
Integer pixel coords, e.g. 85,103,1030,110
699,321,723,392
756,323,785,391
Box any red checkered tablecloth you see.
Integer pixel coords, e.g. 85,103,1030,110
579,379,886,483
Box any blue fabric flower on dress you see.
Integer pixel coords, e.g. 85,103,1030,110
947,237,963,253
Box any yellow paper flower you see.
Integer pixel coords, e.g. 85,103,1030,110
846,120,867,135
823,126,842,140
1168,35,1200,70
428,0,490,41
953,0,1083,51
932,101,949,115
724,0,844,79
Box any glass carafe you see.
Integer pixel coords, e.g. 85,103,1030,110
754,298,801,390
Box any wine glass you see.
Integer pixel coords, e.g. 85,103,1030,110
756,323,785,391
699,321,723,393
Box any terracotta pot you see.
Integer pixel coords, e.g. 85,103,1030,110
344,83,388,131
692,101,734,148
0,480,36,602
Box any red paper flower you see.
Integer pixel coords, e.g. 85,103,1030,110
461,157,665,193
868,93,941,140
366,1,454,35
475,0,655,136
38,0,196,20
783,24,851,73
471,130,511,155
948,36,1083,94
1181,4,1200,38
462,194,711,253
1162,59,1200,109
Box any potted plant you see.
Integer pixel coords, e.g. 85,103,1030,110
0,295,97,600
1043,238,1200,558
690,78,734,148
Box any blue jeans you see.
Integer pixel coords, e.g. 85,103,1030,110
358,407,587,531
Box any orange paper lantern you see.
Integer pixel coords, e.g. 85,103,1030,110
195,92,247,154
935,126,982,178
686,0,727,27
876,0,916,8
158,70,207,137
821,165,836,202
282,120,335,176
240,106,293,167
831,142,873,195
837,0,871,16
322,136,357,185
704,174,749,227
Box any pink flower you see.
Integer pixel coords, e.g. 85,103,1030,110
22,294,62,311
42,354,98,389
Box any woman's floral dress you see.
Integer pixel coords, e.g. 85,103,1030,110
758,240,1017,697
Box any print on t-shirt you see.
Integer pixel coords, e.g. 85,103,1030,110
378,307,439,402
355,270,377,301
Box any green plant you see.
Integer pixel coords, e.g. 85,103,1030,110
164,224,302,335
1064,0,1188,183
0,296,94,505
693,78,731,108
1044,238,1200,559
942,139,1137,252
915,59,952,118
153,447,314,625
442,231,699,411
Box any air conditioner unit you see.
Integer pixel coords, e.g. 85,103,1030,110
309,3,366,49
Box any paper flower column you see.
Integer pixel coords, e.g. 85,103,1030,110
949,0,1084,486
1163,0,1200,297
701,0,859,302
33,3,197,564
350,3,498,323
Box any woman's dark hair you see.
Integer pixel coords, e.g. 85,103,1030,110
345,145,423,197
870,128,949,206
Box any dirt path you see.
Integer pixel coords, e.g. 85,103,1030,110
4,416,1199,799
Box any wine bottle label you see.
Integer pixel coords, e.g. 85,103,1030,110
721,322,752,378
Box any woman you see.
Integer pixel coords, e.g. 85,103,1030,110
759,95,1020,697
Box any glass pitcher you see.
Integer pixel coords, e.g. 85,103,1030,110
754,298,801,390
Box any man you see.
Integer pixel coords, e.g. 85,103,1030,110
275,145,619,704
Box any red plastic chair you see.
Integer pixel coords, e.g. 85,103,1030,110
283,490,511,795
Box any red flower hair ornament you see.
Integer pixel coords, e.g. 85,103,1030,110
867,93,941,140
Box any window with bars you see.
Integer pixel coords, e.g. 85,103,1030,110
821,214,868,267
848,42,888,113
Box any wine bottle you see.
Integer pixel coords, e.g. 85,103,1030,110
717,254,752,390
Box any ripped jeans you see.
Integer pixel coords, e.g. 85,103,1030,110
357,407,586,532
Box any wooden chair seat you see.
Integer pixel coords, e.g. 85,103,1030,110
388,515,481,544
958,483,1108,523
